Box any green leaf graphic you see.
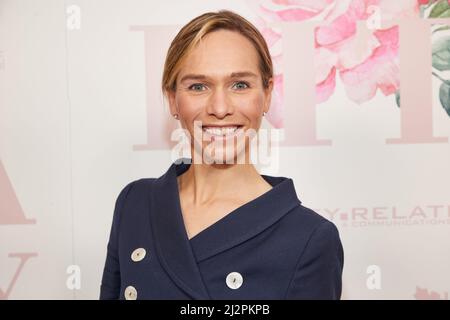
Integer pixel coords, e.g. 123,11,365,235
432,25,450,34
430,0,450,18
439,81,450,117
432,37,450,71
395,90,400,108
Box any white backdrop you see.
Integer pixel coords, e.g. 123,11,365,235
1,0,449,299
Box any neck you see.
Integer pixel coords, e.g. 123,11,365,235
177,157,267,207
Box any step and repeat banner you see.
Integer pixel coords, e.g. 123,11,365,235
1,0,449,299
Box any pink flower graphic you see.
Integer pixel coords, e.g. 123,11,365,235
245,0,423,127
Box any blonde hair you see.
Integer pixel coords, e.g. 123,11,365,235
161,9,273,99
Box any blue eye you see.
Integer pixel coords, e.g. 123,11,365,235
188,83,206,91
233,81,250,90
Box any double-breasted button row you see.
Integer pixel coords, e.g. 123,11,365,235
126,248,244,297
125,248,147,300
124,273,244,299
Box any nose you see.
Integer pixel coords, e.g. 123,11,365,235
206,87,234,118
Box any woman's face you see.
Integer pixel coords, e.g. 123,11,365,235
167,29,273,165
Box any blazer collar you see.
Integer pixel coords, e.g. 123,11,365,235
148,158,302,299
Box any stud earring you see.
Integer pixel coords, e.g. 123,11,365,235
263,111,267,117
173,114,179,119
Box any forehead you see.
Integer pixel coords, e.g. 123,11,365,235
178,29,260,80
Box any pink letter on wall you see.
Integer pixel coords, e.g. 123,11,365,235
0,253,37,299
0,161,35,225
387,18,448,144
281,21,331,147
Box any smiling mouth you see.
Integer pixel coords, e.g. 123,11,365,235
201,125,244,137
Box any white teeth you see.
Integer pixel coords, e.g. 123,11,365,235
202,126,239,136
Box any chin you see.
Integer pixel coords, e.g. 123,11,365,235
203,146,247,165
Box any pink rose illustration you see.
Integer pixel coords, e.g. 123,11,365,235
245,0,423,128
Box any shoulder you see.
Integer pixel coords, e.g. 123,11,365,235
283,204,340,240
111,178,156,223
284,206,344,299
295,205,342,253
288,204,344,270
277,204,343,265
115,178,156,200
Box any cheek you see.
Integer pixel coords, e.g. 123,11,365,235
235,95,264,125
176,95,203,121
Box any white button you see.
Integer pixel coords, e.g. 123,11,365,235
124,285,137,300
226,272,243,289
131,248,146,262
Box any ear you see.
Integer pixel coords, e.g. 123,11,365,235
264,77,274,113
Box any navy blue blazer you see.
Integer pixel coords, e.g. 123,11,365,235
100,158,344,300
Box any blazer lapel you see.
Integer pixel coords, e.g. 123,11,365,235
148,158,303,298
188,173,302,262
148,158,210,299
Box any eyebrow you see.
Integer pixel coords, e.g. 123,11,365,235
179,71,258,83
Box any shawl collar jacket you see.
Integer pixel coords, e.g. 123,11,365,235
100,158,343,300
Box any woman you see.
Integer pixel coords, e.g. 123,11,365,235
100,9,343,300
